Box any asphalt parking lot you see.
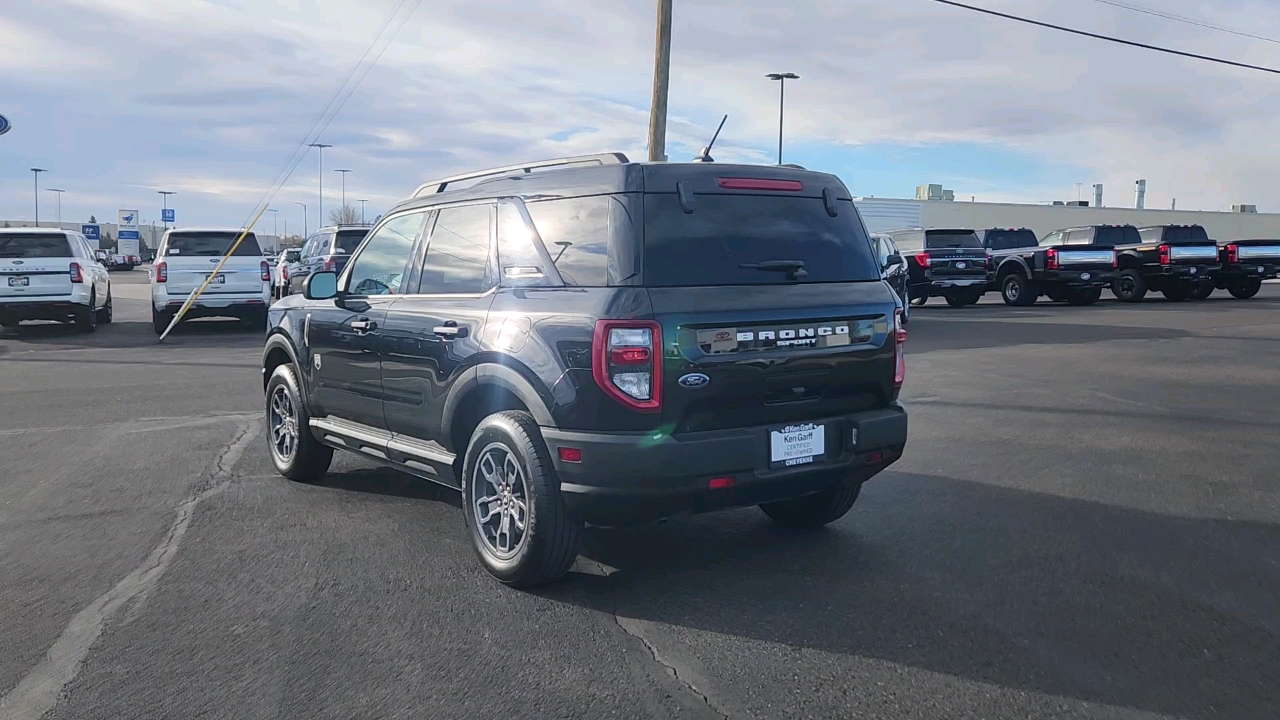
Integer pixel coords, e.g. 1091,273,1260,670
1,271,1277,720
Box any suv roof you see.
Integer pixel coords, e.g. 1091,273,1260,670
0,227,71,235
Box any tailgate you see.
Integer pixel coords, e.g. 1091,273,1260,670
0,259,73,299
649,283,898,435
1167,245,1219,264
925,248,988,278
1056,249,1115,270
1230,241,1280,262
165,258,263,295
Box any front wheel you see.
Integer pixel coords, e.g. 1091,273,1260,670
760,481,862,530
910,295,928,307
1112,269,1148,302
1066,287,1103,306
266,364,333,482
462,411,582,588
1162,285,1190,302
1228,278,1263,299
1189,283,1214,301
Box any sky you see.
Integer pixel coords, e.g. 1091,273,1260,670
2,0,1279,232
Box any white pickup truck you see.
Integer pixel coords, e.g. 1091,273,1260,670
0,228,113,332
150,228,271,334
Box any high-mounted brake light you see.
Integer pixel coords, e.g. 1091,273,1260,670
260,261,271,282
913,253,931,268
69,262,83,283
716,178,804,191
1226,244,1239,264
593,320,662,413
155,261,167,283
1046,248,1059,271
1159,244,1171,265
893,309,906,388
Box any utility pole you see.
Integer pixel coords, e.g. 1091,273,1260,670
48,189,65,226
334,170,352,216
766,73,799,165
647,0,673,162
358,199,368,225
309,143,332,228
31,168,47,226
295,202,308,238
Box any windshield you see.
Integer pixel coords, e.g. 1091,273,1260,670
163,232,261,257
984,230,1037,250
0,234,72,258
1094,226,1140,246
335,230,369,254
925,231,982,249
642,194,880,286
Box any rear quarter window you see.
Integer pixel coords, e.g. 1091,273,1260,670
0,234,72,258
642,194,879,287
524,197,611,287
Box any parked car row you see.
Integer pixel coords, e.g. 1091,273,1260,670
876,223,1278,310
1,228,114,332
270,225,372,300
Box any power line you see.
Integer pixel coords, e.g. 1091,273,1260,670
1092,0,1280,46
928,0,1280,76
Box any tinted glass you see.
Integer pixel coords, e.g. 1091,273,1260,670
419,204,491,294
643,195,879,286
346,212,424,296
0,234,73,258
165,232,261,257
335,230,368,255
924,231,982,249
1094,226,1140,246
1163,226,1210,244
1138,228,1162,243
498,202,554,287
524,197,610,286
984,230,1037,250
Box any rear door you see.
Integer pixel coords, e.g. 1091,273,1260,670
162,232,263,296
922,230,988,281
0,233,75,300
639,180,898,447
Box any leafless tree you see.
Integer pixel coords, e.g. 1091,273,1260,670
329,204,360,225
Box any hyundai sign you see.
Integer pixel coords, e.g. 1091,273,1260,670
82,224,101,241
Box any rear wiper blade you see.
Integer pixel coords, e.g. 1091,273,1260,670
739,259,808,280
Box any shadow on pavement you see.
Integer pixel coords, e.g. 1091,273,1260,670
535,472,1280,720
906,318,1191,354
0,319,263,350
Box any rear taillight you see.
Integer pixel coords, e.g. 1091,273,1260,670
155,261,167,283
281,264,289,280
69,262,83,283
1159,244,1171,265
913,253,931,268
1046,248,1059,271
893,309,906,388
323,258,336,272
1226,244,1239,264
1111,251,1119,269
593,320,662,413
261,261,271,282
984,252,993,270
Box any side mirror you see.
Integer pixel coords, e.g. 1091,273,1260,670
304,271,339,300
885,253,903,268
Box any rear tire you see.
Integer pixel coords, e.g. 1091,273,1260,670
1162,285,1190,302
266,364,333,482
1112,269,1148,302
761,481,862,530
462,411,582,588
96,290,113,324
152,307,173,335
1066,287,1103,306
1001,272,1038,306
945,289,982,307
1228,278,1263,299
76,292,98,333
1189,283,1214,300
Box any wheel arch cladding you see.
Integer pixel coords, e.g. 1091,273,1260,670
997,258,1028,278
262,335,299,392
444,363,553,457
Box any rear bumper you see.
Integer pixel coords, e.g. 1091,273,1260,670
0,297,90,321
1044,269,1116,287
1218,263,1278,282
544,403,908,524
912,278,987,297
1152,264,1220,281
154,288,270,315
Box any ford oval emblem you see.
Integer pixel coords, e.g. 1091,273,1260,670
678,373,710,389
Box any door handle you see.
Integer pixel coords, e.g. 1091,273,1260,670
351,318,377,334
433,324,467,339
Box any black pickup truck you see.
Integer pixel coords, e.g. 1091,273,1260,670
1102,224,1220,302
1207,240,1280,299
893,228,990,307
982,227,1117,306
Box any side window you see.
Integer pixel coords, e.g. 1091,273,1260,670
300,236,317,258
418,204,492,295
523,196,611,287
1040,232,1061,247
498,201,555,287
344,212,426,296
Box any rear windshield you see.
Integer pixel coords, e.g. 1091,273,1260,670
335,230,369,255
164,232,261,257
925,231,982,249
984,230,1037,250
642,194,879,286
0,234,72,258
1094,226,1140,246
1163,226,1210,244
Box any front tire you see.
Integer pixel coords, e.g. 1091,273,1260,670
266,364,333,482
1066,287,1103,305
910,295,928,307
1001,273,1038,306
462,411,582,588
760,481,862,530
1162,284,1190,302
1112,269,1148,302
1189,283,1214,300
1228,278,1263,299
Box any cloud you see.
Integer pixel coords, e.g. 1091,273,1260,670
2,0,1279,230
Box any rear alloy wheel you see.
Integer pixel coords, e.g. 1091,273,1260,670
1066,287,1103,306
1228,278,1263,299
1111,269,1148,302
76,292,98,333
1001,273,1038,306
266,364,333,482
96,290,113,324
1189,283,1215,300
462,411,582,588
761,481,862,530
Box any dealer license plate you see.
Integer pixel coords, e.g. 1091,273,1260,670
770,423,825,467
7,276,29,287
206,274,225,284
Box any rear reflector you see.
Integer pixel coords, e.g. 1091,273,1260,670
708,477,735,490
716,178,804,191
558,447,582,463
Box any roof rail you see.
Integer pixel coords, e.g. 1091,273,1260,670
412,153,630,198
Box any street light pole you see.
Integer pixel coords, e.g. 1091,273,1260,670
334,170,352,217
267,208,279,239
47,189,65,227
309,143,332,228
358,200,368,225
158,190,176,230
30,168,47,226
766,73,799,165
647,0,673,162
294,202,308,238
